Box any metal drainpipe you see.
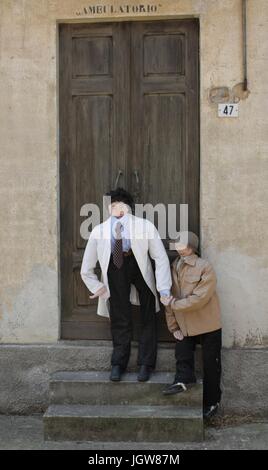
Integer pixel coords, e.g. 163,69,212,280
242,0,248,91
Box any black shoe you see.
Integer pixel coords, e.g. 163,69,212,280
110,365,123,382
162,382,187,395
203,403,220,419
137,365,153,382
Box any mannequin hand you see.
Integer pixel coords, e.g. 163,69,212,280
173,329,184,341
160,295,173,306
90,286,109,300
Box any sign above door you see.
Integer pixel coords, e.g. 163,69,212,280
76,3,160,16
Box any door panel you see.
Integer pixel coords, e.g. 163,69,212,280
130,20,199,341
60,23,130,339
59,20,199,341
130,20,199,241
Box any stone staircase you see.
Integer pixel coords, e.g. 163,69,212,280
43,371,204,442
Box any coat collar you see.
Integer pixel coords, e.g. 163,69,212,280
182,253,198,266
172,253,198,270
103,213,136,238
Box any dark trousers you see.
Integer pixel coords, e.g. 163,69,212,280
107,253,157,369
175,329,222,407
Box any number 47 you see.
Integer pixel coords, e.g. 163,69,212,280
224,105,234,115
218,103,239,117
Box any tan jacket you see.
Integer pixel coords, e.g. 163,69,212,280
165,254,221,336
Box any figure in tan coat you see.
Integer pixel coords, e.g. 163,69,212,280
160,231,222,419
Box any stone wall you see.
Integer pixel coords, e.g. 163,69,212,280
0,1,267,348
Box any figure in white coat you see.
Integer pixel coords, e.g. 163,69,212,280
80,188,172,382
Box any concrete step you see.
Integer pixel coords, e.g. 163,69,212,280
43,404,204,442
49,371,203,406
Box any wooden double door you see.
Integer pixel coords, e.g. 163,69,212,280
59,19,199,340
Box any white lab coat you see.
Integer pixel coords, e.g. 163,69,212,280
80,213,172,317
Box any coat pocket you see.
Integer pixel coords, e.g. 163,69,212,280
182,274,201,295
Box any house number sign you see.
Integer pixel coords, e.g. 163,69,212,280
218,103,239,118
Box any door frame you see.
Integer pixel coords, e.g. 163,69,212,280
57,16,200,340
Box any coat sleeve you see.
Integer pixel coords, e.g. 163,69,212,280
171,262,217,313
80,229,105,294
147,222,172,293
165,305,180,333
